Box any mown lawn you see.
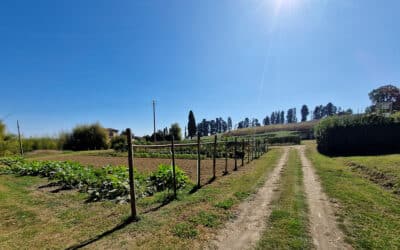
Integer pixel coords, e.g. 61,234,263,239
0,148,282,249
304,141,400,249
256,148,312,249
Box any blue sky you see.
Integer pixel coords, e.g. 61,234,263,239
1,0,399,137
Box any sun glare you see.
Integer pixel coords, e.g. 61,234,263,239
274,0,301,15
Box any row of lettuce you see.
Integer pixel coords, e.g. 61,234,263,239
0,157,190,203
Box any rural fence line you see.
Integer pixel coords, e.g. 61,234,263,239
125,129,268,220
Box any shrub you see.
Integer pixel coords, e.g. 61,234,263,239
267,135,301,145
62,123,109,151
22,137,59,151
315,114,400,155
110,135,127,152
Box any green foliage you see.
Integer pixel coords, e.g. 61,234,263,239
189,211,220,228
169,123,182,141
172,222,198,239
188,110,197,138
148,164,190,192
62,123,109,151
22,137,60,151
368,84,400,111
0,157,190,202
0,120,5,140
110,135,127,152
315,114,400,155
214,198,234,210
301,105,309,122
267,135,301,145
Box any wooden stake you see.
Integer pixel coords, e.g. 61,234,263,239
126,128,137,220
241,139,245,166
212,135,217,179
17,120,23,156
171,136,177,198
247,138,250,164
224,139,228,174
234,137,238,171
196,133,201,188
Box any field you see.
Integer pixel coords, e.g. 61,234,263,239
2,142,400,249
29,153,237,185
0,149,282,249
225,121,317,138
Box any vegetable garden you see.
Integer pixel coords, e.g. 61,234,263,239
0,130,269,220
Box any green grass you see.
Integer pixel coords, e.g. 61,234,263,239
0,148,282,249
340,154,400,194
305,141,400,248
256,148,312,249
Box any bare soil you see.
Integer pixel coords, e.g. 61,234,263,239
208,147,289,250
33,155,237,185
296,145,351,250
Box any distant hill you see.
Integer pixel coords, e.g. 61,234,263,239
225,120,318,139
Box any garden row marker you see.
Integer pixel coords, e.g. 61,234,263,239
196,133,201,188
171,136,177,198
126,128,137,220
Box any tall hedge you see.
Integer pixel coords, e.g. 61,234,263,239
315,114,400,155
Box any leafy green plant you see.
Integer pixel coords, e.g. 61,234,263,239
148,164,190,192
0,157,190,203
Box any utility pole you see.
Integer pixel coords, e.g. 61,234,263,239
153,100,156,142
17,120,23,156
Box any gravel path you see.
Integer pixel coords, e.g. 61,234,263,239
208,147,289,250
297,145,352,250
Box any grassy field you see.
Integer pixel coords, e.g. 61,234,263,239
340,154,400,195
304,141,400,248
0,148,282,249
225,121,317,138
256,148,312,249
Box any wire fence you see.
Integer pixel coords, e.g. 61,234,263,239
125,130,269,219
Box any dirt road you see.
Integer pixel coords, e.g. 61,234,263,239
297,145,351,250
208,147,289,250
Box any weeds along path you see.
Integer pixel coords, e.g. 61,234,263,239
208,147,289,250
297,145,351,250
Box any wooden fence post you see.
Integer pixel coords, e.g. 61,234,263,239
213,135,217,179
241,139,245,166
256,140,259,158
224,139,228,174
247,138,250,164
126,128,137,220
251,139,254,161
196,133,201,188
234,137,238,171
171,136,177,198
